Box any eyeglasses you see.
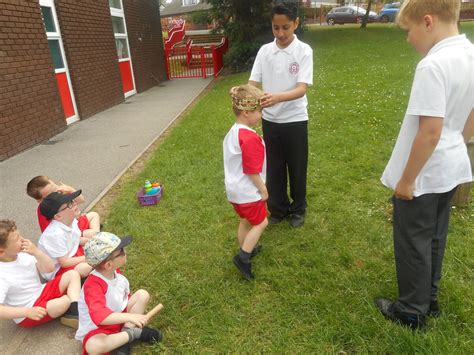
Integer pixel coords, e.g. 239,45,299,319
58,200,77,212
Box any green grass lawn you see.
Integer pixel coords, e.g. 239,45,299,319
103,23,474,353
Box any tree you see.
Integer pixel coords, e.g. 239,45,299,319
360,0,374,29
206,0,306,72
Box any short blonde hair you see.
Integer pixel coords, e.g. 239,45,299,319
397,0,460,26
230,84,264,116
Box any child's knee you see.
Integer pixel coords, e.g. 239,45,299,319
75,262,93,277
61,269,81,288
87,211,100,222
135,289,150,303
47,295,70,318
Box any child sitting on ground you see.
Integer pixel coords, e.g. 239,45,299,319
27,175,100,241
76,232,162,355
38,190,93,280
0,219,81,329
223,84,269,280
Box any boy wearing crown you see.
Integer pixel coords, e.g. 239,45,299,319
223,84,269,281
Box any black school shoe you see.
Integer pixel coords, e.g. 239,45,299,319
268,215,285,225
429,300,441,318
140,327,163,342
289,214,305,228
375,298,426,330
233,255,254,280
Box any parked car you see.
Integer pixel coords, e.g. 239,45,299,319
326,6,378,25
378,2,400,23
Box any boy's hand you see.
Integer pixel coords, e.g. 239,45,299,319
395,179,414,200
21,239,39,256
260,92,280,108
127,313,148,328
26,307,47,321
57,183,75,194
260,187,269,201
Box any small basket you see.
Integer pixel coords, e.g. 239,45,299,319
137,186,163,207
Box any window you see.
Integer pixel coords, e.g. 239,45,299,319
115,39,129,59
40,6,56,32
109,0,122,9
47,40,64,69
111,16,126,34
183,0,199,6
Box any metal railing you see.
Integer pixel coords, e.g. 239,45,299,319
164,37,228,79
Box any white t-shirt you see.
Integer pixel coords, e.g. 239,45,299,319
75,270,130,341
0,253,45,323
38,219,80,280
381,35,474,196
249,35,313,123
223,124,266,204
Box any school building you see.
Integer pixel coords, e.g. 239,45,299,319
0,0,167,161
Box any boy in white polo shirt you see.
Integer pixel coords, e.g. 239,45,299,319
249,0,313,228
0,219,81,329
377,0,474,330
224,84,268,280
38,190,92,280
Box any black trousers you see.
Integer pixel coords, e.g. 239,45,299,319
392,187,457,315
262,119,308,219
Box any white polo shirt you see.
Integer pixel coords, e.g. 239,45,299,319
38,219,80,280
223,124,266,204
381,34,474,196
0,253,45,323
249,35,313,123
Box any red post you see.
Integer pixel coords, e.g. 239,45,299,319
212,45,217,78
200,47,206,78
164,48,171,80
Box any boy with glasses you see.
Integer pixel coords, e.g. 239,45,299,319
26,175,100,240
76,232,162,355
38,191,92,281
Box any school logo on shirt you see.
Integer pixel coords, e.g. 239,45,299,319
289,62,299,75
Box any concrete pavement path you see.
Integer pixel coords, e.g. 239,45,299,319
0,78,212,354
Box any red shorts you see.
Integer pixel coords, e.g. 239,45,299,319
231,200,267,225
18,274,65,328
77,214,90,232
82,323,123,355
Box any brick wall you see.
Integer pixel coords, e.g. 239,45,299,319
0,0,65,161
55,0,124,119
123,0,167,93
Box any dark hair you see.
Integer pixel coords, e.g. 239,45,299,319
271,0,298,21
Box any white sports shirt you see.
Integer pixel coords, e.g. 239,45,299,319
75,270,130,341
223,124,266,204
